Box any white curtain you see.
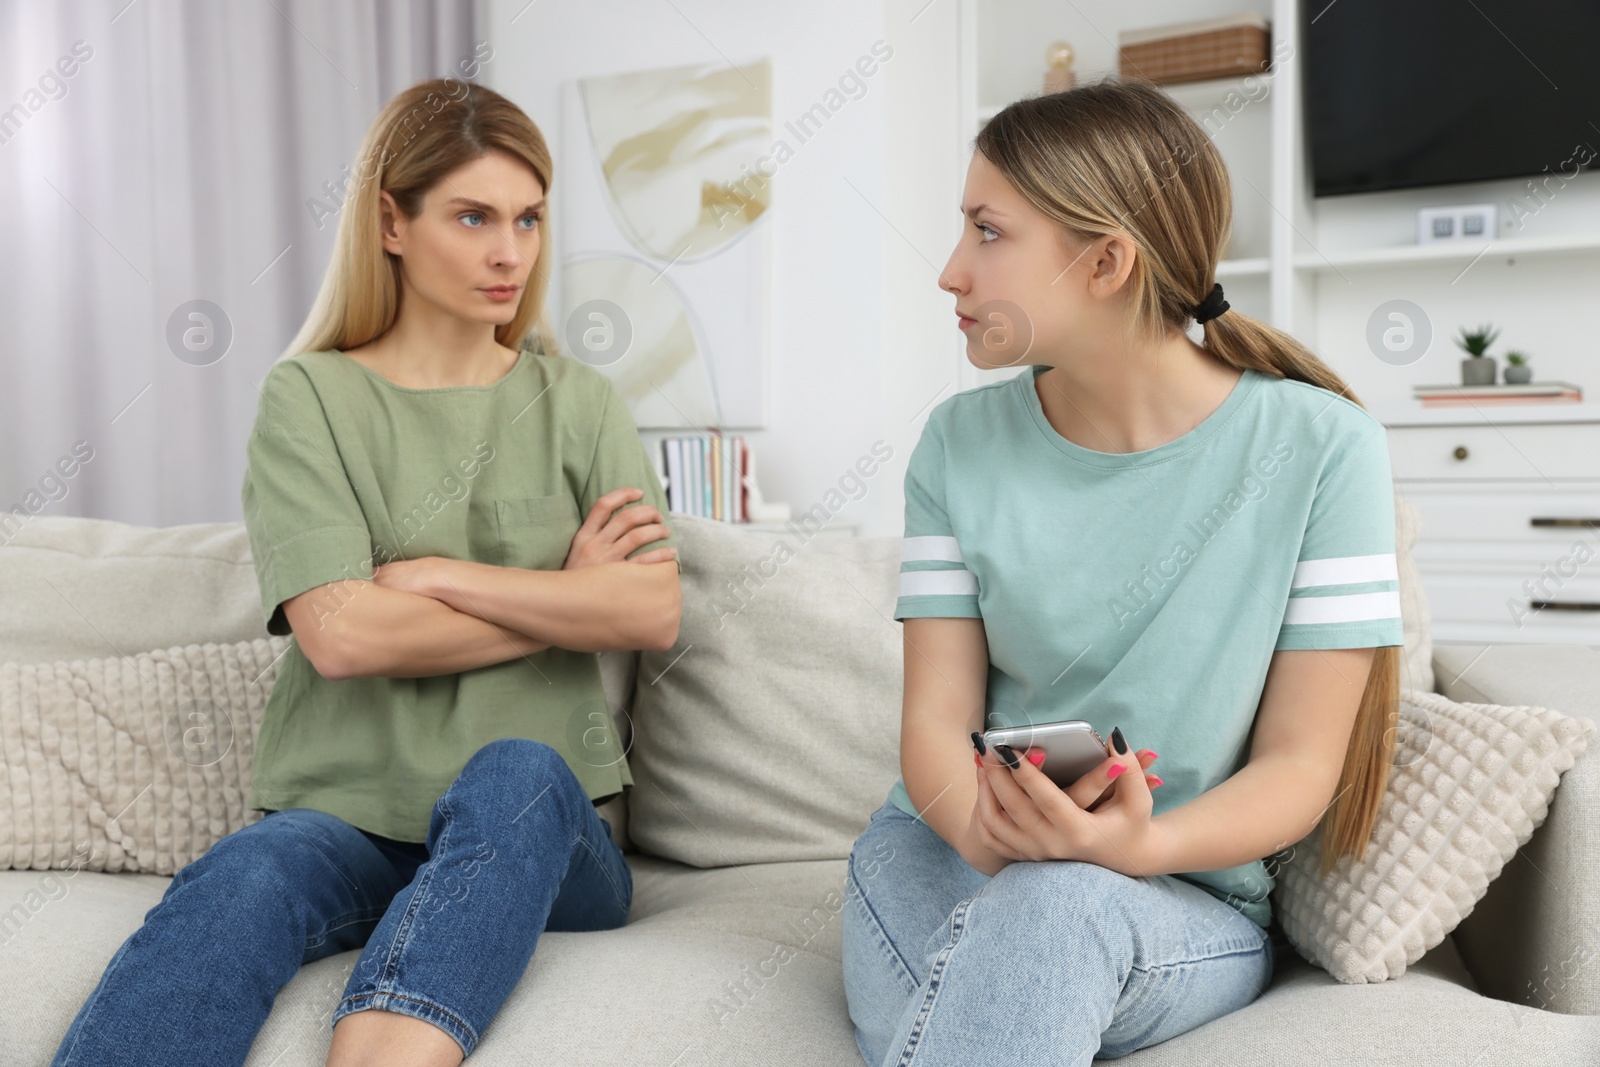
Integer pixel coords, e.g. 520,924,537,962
0,0,483,527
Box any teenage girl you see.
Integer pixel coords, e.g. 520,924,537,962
51,79,679,1067
841,78,1404,1065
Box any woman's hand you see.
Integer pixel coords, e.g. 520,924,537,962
966,731,1166,878
564,488,678,569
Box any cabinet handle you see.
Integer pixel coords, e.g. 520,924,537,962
1452,446,1468,461
1529,518,1600,527
1528,600,1600,612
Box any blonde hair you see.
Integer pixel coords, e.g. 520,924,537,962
278,77,558,363
977,76,1401,878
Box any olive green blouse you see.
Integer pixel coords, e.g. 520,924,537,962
240,348,677,841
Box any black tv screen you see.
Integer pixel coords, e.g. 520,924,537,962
1303,0,1600,196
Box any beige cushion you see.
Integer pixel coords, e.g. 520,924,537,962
0,517,270,665
1393,492,1434,693
1273,687,1594,983
0,638,288,873
595,650,637,851
625,516,904,865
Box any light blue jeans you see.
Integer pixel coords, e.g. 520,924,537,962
50,738,632,1065
842,799,1275,1065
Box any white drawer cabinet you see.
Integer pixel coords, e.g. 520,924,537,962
1388,422,1600,481
1379,407,1600,645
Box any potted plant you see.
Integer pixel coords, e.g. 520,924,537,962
1504,350,1533,384
1455,323,1500,386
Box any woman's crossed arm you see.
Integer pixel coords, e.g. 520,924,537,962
284,487,679,680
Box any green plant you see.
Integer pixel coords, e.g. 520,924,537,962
1506,350,1528,365
1454,323,1500,358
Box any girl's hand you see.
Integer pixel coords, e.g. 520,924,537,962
968,730,1166,877
564,488,679,569
973,731,1160,812
370,556,458,600
1083,747,1161,813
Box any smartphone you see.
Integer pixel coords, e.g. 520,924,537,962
982,719,1107,790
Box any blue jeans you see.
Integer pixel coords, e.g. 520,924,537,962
842,799,1274,1066
50,738,632,1065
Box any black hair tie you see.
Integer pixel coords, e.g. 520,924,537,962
1191,283,1229,324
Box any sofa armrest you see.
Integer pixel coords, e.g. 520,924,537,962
1431,642,1600,1016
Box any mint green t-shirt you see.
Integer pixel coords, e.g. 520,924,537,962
240,348,677,842
886,363,1404,930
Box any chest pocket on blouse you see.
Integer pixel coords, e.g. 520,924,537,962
495,494,581,571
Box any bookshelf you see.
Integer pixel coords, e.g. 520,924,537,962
650,430,751,525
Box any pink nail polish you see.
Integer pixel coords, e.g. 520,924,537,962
1027,751,1045,766
1148,775,1164,788
1107,764,1126,780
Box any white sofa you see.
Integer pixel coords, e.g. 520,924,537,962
1,508,1597,1066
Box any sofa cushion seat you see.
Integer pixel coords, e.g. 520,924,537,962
1194,941,1600,1065
9,858,1596,1066
2,859,864,1065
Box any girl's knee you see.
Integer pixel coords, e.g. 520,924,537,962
990,858,1130,897
977,860,1142,935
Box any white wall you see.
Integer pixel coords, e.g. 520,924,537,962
488,0,930,538
880,0,971,515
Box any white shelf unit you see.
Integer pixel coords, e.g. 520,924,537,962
1294,230,1600,272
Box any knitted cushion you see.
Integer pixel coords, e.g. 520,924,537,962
1273,687,1593,983
0,638,288,873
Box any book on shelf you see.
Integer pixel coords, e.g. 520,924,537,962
657,430,749,522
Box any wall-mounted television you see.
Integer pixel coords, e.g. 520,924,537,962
1303,0,1600,197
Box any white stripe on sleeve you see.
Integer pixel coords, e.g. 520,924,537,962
899,569,980,598
1282,590,1402,626
901,535,966,564
1290,553,1398,589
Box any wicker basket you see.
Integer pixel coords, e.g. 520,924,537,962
1118,13,1271,86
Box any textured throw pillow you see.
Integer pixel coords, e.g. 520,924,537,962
625,515,905,866
1273,687,1594,983
0,638,289,874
